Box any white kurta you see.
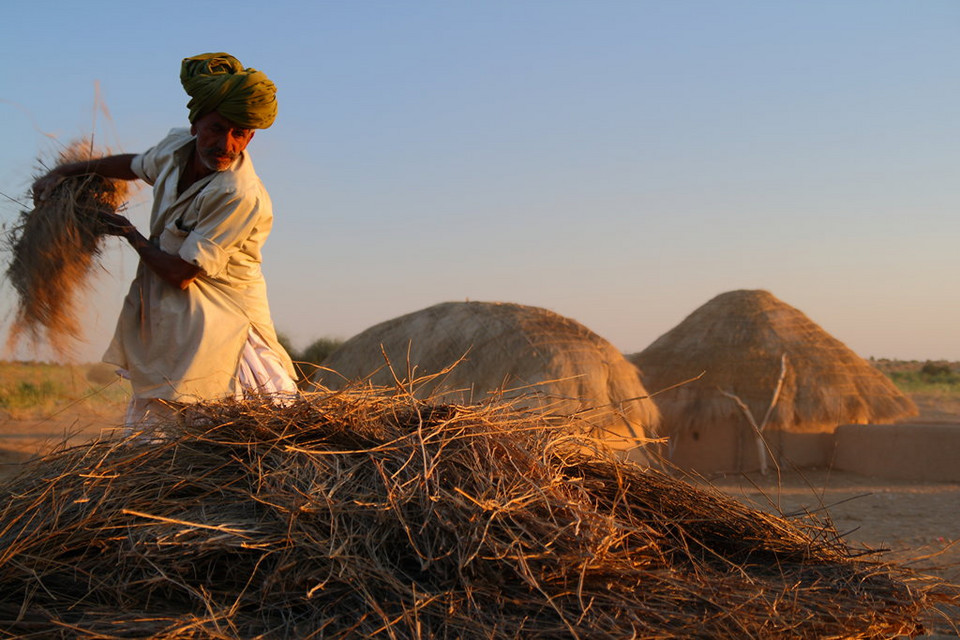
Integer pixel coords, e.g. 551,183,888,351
103,128,297,403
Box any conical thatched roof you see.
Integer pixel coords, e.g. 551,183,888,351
315,301,660,451
630,290,917,435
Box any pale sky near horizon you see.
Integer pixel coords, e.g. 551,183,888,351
1,0,957,363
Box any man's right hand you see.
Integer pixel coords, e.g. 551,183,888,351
30,154,140,206
31,170,64,205
99,211,136,237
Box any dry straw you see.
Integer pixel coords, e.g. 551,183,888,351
4,139,128,357
0,386,955,638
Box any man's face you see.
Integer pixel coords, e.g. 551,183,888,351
191,111,255,172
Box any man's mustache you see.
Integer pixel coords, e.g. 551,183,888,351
200,147,238,160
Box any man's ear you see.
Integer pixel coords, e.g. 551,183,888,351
190,123,197,136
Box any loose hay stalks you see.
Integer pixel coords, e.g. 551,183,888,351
4,139,128,357
0,388,955,639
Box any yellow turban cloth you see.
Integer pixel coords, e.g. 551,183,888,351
180,53,278,129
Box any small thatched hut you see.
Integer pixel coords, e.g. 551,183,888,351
314,301,660,462
630,289,917,473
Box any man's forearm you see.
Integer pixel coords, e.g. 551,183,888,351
34,154,140,202
56,154,139,181
121,227,202,290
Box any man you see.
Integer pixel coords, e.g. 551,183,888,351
33,52,297,427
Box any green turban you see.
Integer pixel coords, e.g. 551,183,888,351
180,52,278,129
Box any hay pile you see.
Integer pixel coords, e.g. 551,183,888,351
0,389,953,638
4,139,128,356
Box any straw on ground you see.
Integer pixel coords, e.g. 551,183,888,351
0,384,953,638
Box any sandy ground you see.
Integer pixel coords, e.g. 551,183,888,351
698,469,960,638
0,406,124,474
1,408,958,637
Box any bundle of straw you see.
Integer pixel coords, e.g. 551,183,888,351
0,387,954,638
4,139,128,357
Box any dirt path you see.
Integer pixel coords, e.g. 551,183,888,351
702,469,960,638
0,408,123,480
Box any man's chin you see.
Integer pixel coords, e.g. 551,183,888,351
200,155,235,172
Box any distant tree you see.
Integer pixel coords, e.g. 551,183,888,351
275,332,296,361
920,361,953,378
300,337,344,367
274,335,344,387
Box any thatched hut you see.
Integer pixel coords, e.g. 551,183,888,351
314,301,660,462
629,290,918,474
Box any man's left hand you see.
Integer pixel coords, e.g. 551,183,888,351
100,211,136,237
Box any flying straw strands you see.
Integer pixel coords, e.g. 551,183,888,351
3,139,128,357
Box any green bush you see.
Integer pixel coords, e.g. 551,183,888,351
0,380,62,412
889,369,960,393
275,332,297,361
299,338,343,367
275,333,344,384
920,361,955,380
0,362,132,418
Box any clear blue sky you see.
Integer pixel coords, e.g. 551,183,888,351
1,0,958,362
